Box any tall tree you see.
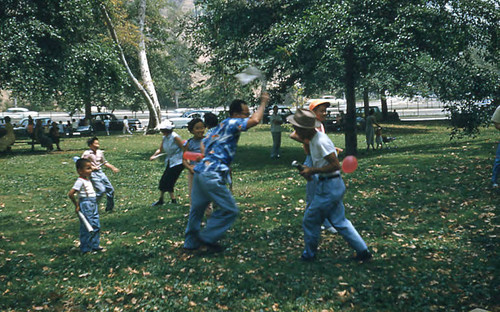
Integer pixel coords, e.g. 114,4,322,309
191,0,498,154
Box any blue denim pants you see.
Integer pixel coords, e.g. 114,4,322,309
184,170,238,249
91,170,114,211
79,197,100,253
492,143,500,185
304,156,334,229
302,175,368,259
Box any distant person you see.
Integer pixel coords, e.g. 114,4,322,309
365,108,381,150
183,92,269,252
0,116,15,152
34,119,53,151
150,120,185,206
204,112,219,137
375,127,383,149
183,118,206,204
122,116,132,135
81,137,120,212
27,116,35,138
491,105,500,188
49,121,62,151
269,105,283,159
66,120,73,136
58,121,65,134
68,158,103,254
104,116,111,136
288,108,372,262
71,119,78,132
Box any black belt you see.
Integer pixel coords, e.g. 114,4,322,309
318,173,341,181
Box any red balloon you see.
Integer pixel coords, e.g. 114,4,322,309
342,155,358,173
183,151,203,161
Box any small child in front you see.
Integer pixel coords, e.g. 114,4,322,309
68,158,103,254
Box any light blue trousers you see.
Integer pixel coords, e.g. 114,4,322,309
304,156,334,229
79,197,100,253
184,171,238,249
302,176,368,259
91,170,114,211
492,143,500,185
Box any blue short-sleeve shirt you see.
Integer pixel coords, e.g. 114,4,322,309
194,117,249,173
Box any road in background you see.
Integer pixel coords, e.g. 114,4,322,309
5,96,449,127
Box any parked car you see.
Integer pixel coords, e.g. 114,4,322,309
13,117,52,138
263,105,293,124
166,110,214,129
77,113,143,135
1,107,39,122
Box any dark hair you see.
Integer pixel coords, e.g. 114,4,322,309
369,108,375,115
75,158,91,170
4,116,10,122
229,99,247,116
87,136,98,146
204,113,218,128
187,118,204,132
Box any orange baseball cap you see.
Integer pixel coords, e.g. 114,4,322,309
309,99,330,111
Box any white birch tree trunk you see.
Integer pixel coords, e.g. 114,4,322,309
100,3,162,133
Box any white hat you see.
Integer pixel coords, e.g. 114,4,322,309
159,120,174,130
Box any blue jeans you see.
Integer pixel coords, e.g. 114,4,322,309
91,170,114,211
79,197,100,253
492,143,500,185
302,176,368,259
184,170,238,249
304,156,334,229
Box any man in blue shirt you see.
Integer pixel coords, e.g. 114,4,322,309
184,92,269,252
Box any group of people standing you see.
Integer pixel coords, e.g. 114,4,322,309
69,93,372,262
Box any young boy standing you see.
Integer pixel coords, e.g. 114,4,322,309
68,158,103,253
288,109,372,262
183,92,269,252
81,137,120,212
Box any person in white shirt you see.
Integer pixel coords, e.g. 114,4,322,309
81,137,120,212
68,158,103,254
288,108,371,262
269,105,283,159
149,120,185,206
122,116,132,135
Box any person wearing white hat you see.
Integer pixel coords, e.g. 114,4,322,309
288,108,372,262
149,120,185,206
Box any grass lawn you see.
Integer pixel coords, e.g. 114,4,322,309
0,121,498,311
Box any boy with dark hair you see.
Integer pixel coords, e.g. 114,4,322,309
184,93,269,252
288,108,372,262
68,158,103,253
81,137,120,212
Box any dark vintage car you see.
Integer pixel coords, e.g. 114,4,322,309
76,113,142,135
13,117,52,138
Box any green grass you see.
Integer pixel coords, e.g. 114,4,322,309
0,121,498,311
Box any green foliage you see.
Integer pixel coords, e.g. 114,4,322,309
0,122,498,311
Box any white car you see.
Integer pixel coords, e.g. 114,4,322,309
165,110,213,129
1,107,39,122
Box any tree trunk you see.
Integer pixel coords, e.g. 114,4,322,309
381,89,388,121
100,3,161,133
363,89,370,118
344,45,357,156
138,0,162,131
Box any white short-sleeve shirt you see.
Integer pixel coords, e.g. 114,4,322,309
309,132,340,175
72,177,96,198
